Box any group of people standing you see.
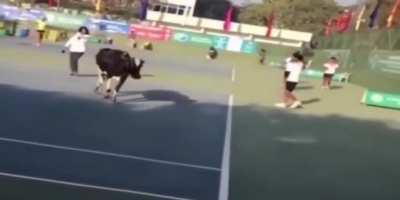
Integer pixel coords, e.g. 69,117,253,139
275,51,340,109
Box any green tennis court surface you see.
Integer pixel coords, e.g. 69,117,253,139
0,37,400,200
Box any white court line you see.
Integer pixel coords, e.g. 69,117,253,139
0,171,193,200
0,137,220,172
218,94,234,200
231,68,236,82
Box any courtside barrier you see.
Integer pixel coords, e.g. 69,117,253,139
361,90,400,110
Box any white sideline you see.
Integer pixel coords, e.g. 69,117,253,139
218,94,234,200
231,68,236,83
0,137,220,172
0,171,193,200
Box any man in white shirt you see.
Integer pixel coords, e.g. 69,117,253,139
276,52,305,109
322,57,339,89
63,26,90,76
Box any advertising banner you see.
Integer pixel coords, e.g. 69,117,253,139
0,5,45,21
44,11,88,30
86,18,129,34
173,31,229,50
130,24,172,41
362,90,400,110
241,40,258,54
369,50,400,75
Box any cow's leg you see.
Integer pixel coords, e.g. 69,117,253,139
104,77,113,99
111,75,128,103
115,74,128,93
95,68,106,94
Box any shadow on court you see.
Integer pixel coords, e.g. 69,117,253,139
0,84,226,200
302,98,321,105
119,90,197,104
1,84,400,200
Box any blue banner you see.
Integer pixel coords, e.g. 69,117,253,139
19,9,45,21
86,18,129,34
0,4,45,21
0,4,20,21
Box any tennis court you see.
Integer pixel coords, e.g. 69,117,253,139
1,37,400,200
0,38,234,200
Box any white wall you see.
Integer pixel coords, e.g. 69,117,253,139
146,10,313,44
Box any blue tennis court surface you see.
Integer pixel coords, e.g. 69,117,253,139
0,40,232,200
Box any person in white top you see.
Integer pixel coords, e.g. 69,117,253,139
62,26,90,76
276,52,305,109
322,57,339,89
283,51,301,82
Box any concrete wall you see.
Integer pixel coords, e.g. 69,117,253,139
146,10,313,44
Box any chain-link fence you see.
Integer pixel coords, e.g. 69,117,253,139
315,30,400,93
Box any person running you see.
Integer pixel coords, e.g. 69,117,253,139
322,57,339,89
259,48,267,64
206,46,218,60
62,26,90,76
36,17,47,47
276,52,305,109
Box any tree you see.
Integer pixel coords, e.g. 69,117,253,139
238,0,341,34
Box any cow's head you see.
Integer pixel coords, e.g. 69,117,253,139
130,58,145,79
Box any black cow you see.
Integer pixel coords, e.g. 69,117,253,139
95,48,145,103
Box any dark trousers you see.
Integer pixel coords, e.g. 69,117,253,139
69,52,84,73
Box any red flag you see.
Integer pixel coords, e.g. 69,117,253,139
223,6,234,32
387,0,400,28
336,10,352,33
48,0,57,7
266,12,275,38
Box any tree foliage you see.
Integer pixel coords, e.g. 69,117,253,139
238,0,341,34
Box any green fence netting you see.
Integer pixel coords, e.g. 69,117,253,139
315,30,400,93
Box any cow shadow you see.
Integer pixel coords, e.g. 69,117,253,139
77,74,98,78
330,85,344,90
142,74,155,78
119,90,196,104
296,85,314,90
302,98,321,105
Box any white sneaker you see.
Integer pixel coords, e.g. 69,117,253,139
274,103,287,108
289,101,303,109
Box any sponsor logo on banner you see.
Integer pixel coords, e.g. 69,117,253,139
0,4,45,21
369,52,400,75
363,90,400,110
130,24,172,41
173,32,190,42
44,11,88,30
241,40,258,54
226,36,243,52
86,18,129,34
173,32,257,53
173,31,228,50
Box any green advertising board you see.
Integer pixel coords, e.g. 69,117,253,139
173,31,228,50
241,40,258,54
369,50,400,75
362,90,400,110
302,69,351,82
44,11,88,30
